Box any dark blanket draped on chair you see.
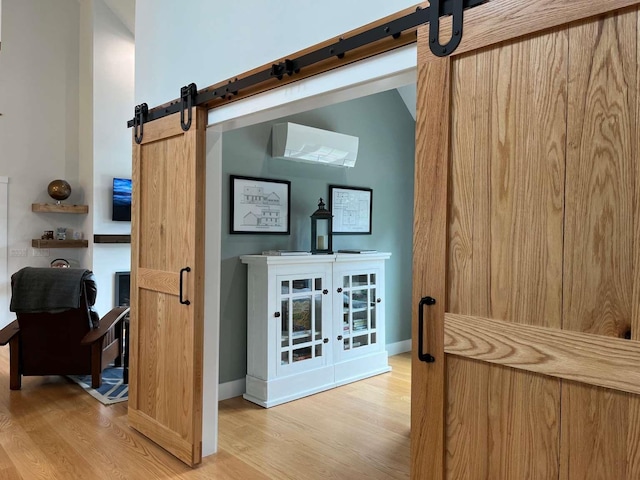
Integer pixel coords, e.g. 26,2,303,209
10,267,93,313
0,267,129,390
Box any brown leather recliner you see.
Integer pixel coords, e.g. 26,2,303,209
0,267,129,390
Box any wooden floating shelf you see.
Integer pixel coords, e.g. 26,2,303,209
32,203,89,214
93,234,131,244
32,239,89,249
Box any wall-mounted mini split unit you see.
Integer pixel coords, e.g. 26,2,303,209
271,122,359,168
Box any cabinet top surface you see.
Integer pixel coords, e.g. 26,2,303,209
240,252,391,265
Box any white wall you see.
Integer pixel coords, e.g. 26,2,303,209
0,0,82,327
79,0,95,275
91,0,135,315
0,177,8,324
0,0,134,326
135,0,417,106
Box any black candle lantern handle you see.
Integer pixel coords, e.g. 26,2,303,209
310,198,333,254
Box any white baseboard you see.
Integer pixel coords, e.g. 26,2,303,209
386,339,411,356
218,378,246,401
218,339,411,401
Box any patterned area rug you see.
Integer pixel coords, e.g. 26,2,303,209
68,366,128,405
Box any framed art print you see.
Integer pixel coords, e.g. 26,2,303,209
230,175,291,234
329,185,372,234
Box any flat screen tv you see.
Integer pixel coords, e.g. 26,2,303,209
112,177,132,221
114,271,130,307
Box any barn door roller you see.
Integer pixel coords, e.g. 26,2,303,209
180,83,198,131
133,103,148,145
429,0,464,57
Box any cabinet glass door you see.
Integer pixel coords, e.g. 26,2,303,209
277,274,328,376
339,271,379,356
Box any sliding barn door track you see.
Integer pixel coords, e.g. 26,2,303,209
129,0,486,143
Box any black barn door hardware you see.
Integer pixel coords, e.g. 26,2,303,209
418,296,437,363
429,0,464,57
180,83,198,131
179,266,191,306
127,0,486,130
270,59,299,80
133,103,148,144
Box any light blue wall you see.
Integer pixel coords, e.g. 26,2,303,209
219,89,415,383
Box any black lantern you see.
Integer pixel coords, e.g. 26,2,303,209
310,198,333,254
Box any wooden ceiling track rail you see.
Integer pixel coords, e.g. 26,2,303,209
127,0,487,136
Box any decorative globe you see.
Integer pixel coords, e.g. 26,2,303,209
47,179,72,202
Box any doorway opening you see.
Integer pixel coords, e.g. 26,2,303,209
204,44,417,470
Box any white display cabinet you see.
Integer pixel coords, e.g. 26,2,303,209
240,252,391,407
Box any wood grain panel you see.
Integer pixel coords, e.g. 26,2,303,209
137,268,179,296
157,291,194,435
446,51,490,480
634,7,640,346
487,365,560,479
445,356,489,479
564,12,635,338
448,52,476,316
414,2,640,479
445,314,640,395
444,27,566,479
130,129,141,409
138,134,195,273
418,0,640,63
486,33,566,329
136,288,162,419
630,394,640,480
561,11,638,479
190,108,207,459
130,109,206,467
629,9,640,476
561,384,631,479
411,55,451,480
486,32,564,478
446,48,497,479
128,408,196,466
138,111,185,145
138,139,165,272
164,137,196,274
135,257,198,462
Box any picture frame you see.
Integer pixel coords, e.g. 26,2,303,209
329,185,372,234
230,175,291,234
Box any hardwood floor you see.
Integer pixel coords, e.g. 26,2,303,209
0,348,410,479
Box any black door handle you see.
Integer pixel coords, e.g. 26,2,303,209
418,296,436,362
179,267,191,305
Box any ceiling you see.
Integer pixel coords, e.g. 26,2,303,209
396,84,416,120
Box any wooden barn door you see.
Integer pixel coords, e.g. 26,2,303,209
129,108,207,466
412,1,640,479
